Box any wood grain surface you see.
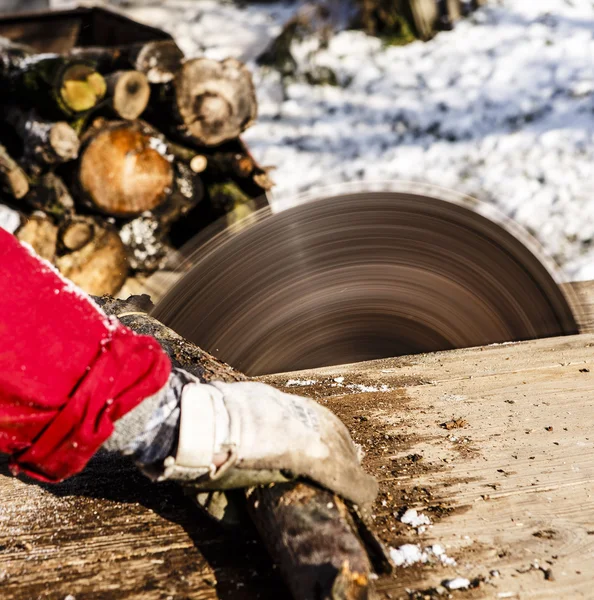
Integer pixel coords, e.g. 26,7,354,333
2,283,594,598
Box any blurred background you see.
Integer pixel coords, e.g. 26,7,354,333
3,0,594,280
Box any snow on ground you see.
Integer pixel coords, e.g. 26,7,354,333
57,0,594,279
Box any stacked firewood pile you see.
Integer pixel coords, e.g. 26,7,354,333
0,36,272,296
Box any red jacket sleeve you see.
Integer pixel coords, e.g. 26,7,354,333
0,228,171,482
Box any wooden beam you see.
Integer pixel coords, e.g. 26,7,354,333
2,285,594,598
261,333,594,597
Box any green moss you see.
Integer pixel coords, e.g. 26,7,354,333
208,181,251,214
380,13,417,46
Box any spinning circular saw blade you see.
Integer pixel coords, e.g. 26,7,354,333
152,184,580,376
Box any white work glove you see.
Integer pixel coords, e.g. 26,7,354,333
159,380,377,507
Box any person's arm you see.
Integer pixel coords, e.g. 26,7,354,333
0,227,171,482
0,228,376,506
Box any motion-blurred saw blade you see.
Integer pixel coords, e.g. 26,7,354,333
152,184,580,376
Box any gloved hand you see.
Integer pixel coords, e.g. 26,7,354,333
105,371,377,508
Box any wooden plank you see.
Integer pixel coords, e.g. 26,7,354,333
261,333,594,598
0,454,284,599
3,333,594,598
2,282,594,598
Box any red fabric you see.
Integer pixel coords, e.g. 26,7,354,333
0,228,171,482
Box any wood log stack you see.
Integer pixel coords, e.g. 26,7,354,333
0,35,272,296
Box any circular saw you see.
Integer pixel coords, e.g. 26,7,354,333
152,183,580,376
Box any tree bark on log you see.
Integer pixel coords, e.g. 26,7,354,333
78,120,174,217
164,140,208,174
94,295,381,600
205,137,275,193
0,143,28,199
26,171,75,220
204,150,255,179
153,160,205,233
152,57,257,147
69,40,184,84
0,47,107,118
104,70,151,120
1,106,80,171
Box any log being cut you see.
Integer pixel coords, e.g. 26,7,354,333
97,294,390,600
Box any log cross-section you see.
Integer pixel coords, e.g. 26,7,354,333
155,57,257,147
96,297,376,600
79,121,174,217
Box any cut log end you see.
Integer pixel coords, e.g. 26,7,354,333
58,217,94,252
55,221,129,296
60,64,107,114
49,122,80,161
190,154,208,174
106,70,151,120
134,40,184,84
80,123,174,217
16,215,58,262
174,58,257,146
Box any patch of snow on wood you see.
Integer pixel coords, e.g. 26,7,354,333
389,543,457,568
0,205,21,233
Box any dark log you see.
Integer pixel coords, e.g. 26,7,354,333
205,150,255,179
165,140,208,174
153,160,204,233
95,296,381,600
352,0,418,42
104,70,151,120
15,212,57,262
69,40,184,84
1,106,80,170
127,40,184,84
0,45,107,118
78,120,174,217
208,137,275,192
245,483,372,600
54,218,129,296
152,57,257,147
26,171,74,219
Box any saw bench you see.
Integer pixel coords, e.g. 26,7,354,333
1,280,593,600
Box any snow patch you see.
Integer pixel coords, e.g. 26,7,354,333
400,508,432,530
285,378,316,386
0,205,21,233
443,577,471,591
389,543,457,567
389,544,427,567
